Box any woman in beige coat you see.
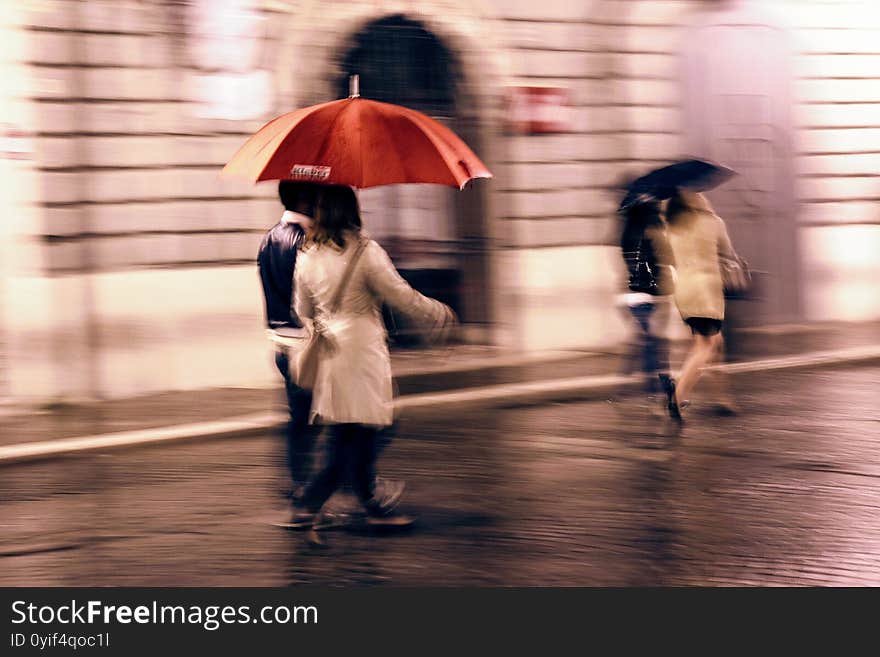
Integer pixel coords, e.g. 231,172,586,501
292,185,454,528
663,190,738,420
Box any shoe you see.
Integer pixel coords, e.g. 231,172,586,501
372,478,405,513
363,483,411,527
662,377,682,421
312,511,350,530
276,509,315,530
277,509,348,531
365,512,415,528
658,373,672,395
335,479,405,513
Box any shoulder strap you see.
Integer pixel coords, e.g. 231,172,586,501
328,237,368,313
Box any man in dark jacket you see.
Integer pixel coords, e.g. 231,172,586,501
258,181,320,510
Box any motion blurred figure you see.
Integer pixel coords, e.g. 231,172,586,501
292,185,455,536
618,198,675,406
259,182,405,528
258,181,321,505
662,190,739,420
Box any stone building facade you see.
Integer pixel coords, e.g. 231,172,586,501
1,0,878,403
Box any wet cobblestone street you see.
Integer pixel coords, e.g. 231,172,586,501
2,366,879,586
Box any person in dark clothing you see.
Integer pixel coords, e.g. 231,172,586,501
618,200,675,399
258,181,321,509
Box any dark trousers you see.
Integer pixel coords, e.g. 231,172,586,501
628,303,669,392
301,423,378,514
275,350,319,490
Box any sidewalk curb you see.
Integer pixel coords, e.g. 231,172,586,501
2,345,879,466
0,413,279,465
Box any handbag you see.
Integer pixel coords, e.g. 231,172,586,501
627,237,659,295
292,237,368,391
720,253,752,298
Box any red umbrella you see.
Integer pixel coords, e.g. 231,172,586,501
222,81,492,190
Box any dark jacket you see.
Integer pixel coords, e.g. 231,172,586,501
258,219,306,330
620,202,675,296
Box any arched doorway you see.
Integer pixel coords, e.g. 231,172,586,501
335,14,491,345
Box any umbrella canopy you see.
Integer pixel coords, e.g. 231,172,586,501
222,96,492,190
619,159,735,211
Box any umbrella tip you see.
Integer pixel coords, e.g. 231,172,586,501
349,74,360,99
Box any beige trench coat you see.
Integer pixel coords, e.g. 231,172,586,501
665,192,737,322
294,234,451,427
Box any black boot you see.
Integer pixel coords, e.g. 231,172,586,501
659,374,682,421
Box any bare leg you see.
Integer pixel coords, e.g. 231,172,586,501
675,333,721,405
704,335,737,412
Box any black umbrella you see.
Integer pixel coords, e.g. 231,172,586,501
619,159,736,211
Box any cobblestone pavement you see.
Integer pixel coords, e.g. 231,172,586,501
2,364,878,586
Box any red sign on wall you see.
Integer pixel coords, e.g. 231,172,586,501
507,87,572,134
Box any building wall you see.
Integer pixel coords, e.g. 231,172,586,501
2,0,517,403
2,0,879,403
786,1,880,321
5,0,281,402
487,0,638,350
0,2,35,402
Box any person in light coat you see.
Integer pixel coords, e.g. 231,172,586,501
292,185,455,529
663,189,738,420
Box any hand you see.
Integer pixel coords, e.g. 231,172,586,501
426,304,458,346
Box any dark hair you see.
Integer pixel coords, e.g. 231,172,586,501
620,201,661,254
309,185,362,248
278,180,318,215
623,200,662,228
